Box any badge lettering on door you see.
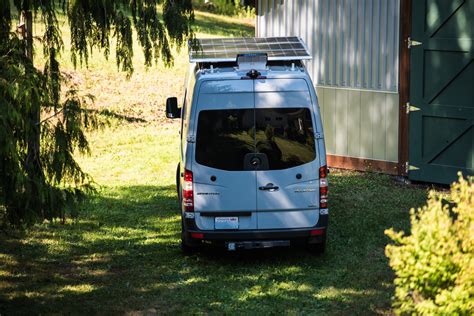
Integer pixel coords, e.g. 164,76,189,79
197,192,220,196
294,188,316,193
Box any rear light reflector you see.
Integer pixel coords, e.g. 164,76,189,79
310,228,326,236
191,233,204,239
319,165,328,209
319,165,328,178
183,169,194,212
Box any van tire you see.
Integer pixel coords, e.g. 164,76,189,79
181,220,201,255
180,237,195,255
307,241,326,255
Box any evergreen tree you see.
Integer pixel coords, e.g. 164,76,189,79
0,0,194,225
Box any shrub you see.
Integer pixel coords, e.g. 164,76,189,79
385,174,473,315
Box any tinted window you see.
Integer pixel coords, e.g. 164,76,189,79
255,108,315,170
196,109,255,171
196,108,316,171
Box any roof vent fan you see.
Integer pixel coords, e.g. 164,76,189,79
237,53,267,71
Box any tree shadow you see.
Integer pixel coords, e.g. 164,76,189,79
0,172,428,314
89,108,148,124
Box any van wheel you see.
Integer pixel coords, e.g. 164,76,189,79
181,220,200,255
307,240,326,255
181,236,195,255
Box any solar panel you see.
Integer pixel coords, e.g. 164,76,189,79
189,37,312,63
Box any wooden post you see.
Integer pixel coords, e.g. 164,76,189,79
398,0,412,176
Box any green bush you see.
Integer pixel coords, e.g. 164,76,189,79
385,174,473,315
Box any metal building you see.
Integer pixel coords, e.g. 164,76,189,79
256,0,473,184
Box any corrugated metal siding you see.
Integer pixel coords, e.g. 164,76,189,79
257,0,400,93
317,87,399,162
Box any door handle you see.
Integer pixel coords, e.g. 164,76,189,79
259,183,279,192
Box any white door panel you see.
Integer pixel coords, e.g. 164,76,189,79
192,81,257,230
254,79,320,229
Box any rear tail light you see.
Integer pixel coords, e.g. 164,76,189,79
319,165,328,209
191,233,203,239
319,165,328,178
183,169,194,212
310,228,326,236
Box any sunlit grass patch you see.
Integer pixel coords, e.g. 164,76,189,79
60,284,97,294
314,287,375,300
182,276,209,285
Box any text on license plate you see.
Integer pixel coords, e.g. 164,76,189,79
215,217,239,230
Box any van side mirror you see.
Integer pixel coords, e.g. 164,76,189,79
166,97,181,119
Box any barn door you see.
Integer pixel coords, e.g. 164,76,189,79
409,0,474,184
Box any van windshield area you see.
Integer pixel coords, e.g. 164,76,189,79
196,108,316,171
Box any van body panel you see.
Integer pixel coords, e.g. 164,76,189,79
192,168,257,212
192,172,257,230
200,80,253,94
256,171,319,209
192,82,257,230
255,92,313,109
196,93,254,110
180,64,328,242
254,78,310,92
254,79,320,229
256,209,319,229
195,211,258,231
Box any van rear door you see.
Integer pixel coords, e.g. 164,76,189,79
192,80,257,230
254,79,320,229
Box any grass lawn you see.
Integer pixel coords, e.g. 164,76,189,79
1,9,430,315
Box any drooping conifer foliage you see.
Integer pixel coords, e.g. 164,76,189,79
0,0,194,225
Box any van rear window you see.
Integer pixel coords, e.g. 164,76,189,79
196,109,255,171
256,108,316,170
196,108,316,171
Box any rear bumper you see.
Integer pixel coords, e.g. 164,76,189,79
184,214,328,243
188,227,324,240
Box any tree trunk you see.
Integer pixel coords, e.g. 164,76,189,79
23,9,44,218
24,10,32,60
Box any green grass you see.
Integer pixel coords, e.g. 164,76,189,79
0,124,429,314
0,9,430,315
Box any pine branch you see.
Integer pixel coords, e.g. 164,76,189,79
36,108,64,126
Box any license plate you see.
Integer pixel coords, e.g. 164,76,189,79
215,217,239,230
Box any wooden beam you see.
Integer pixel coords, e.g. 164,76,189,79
398,0,412,176
327,155,400,175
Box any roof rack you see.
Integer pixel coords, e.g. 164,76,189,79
189,37,312,63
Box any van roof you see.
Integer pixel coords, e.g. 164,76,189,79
193,61,310,82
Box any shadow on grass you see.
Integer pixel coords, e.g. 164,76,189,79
89,108,148,124
0,172,428,314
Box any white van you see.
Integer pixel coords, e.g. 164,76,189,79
166,37,328,253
